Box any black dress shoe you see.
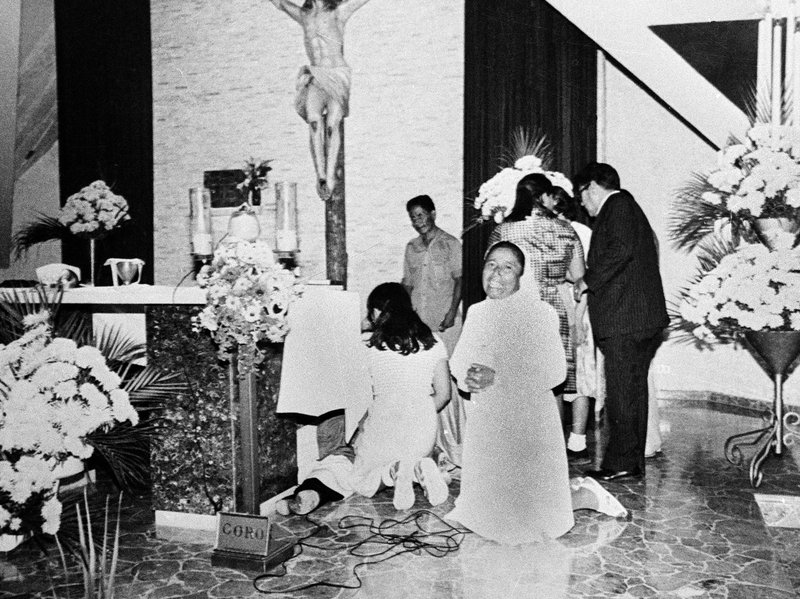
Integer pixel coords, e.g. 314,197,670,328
567,448,590,460
585,467,643,481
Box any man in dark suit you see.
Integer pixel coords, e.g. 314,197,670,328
573,163,668,481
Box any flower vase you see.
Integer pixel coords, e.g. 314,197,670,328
744,330,800,379
745,329,800,451
753,218,800,251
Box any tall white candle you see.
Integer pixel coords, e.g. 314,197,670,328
274,182,298,252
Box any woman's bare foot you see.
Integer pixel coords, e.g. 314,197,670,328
415,457,449,506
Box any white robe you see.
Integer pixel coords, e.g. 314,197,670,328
446,289,574,544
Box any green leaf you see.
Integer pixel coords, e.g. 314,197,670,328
11,214,71,260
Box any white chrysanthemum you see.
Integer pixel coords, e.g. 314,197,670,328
514,155,542,170
74,345,105,370
786,187,800,208
727,192,765,215
31,361,79,389
0,505,11,529
110,388,138,425
40,496,62,535
701,192,723,205
707,167,744,193
22,311,50,329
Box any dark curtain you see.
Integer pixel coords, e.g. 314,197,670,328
463,0,597,310
54,0,153,286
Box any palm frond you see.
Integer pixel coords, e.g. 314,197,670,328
500,126,553,169
87,424,156,490
694,235,738,272
53,310,93,347
11,214,71,261
0,286,63,342
93,326,146,365
669,173,740,251
123,368,186,408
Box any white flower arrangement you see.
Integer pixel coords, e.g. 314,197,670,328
677,243,800,342
58,180,130,238
474,155,573,224
194,239,303,371
0,311,139,537
701,124,800,220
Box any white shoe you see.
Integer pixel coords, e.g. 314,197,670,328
644,448,662,459
393,461,415,511
579,476,628,518
415,457,449,506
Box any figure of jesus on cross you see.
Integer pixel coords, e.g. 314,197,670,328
267,0,373,201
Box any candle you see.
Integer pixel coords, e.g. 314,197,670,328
274,182,298,252
189,187,214,257
192,232,213,256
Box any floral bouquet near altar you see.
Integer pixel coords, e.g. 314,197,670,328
675,242,800,343
671,123,800,250
0,310,138,537
473,130,573,225
12,180,130,260
58,180,130,238
194,239,302,371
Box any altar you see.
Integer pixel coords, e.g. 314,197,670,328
44,282,369,533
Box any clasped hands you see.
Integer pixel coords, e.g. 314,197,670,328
465,363,495,393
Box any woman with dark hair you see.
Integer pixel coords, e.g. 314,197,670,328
351,282,451,510
446,242,626,545
276,282,451,516
487,173,585,402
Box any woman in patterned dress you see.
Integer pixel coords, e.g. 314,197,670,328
487,173,585,403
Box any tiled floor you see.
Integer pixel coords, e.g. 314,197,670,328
3,401,800,598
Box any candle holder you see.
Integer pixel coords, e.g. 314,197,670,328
189,187,214,261
274,182,299,254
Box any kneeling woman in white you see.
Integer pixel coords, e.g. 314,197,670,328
447,242,626,545
350,282,451,510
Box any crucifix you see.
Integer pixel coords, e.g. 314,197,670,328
268,0,373,285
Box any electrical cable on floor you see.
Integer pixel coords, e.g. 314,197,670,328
252,509,471,594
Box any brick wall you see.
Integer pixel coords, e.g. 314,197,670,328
151,0,464,308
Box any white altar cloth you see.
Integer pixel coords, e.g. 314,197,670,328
277,285,371,441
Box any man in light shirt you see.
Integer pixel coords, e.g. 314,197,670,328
402,194,463,466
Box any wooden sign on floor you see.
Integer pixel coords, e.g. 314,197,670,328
211,512,295,572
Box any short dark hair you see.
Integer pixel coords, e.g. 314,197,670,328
406,194,436,213
573,162,620,191
366,282,436,355
506,173,554,221
484,240,525,276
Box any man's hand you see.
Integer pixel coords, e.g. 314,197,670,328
465,363,495,393
439,311,456,332
573,277,588,302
